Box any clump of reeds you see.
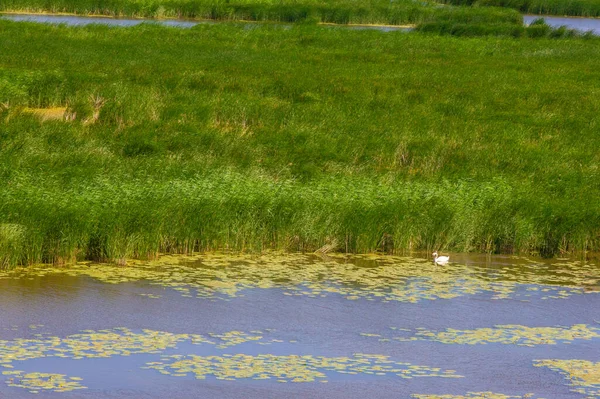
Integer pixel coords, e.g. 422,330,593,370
417,17,582,37
438,0,600,17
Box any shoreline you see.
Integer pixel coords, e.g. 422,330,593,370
3,8,600,23
0,10,416,29
523,13,600,20
1,249,595,270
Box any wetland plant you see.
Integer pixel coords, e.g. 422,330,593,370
0,21,599,266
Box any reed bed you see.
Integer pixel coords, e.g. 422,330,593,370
439,0,600,17
0,0,524,26
3,0,599,22
1,21,599,266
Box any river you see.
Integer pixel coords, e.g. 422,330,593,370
1,253,599,398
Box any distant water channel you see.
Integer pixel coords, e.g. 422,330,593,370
1,253,599,398
0,13,410,31
1,12,600,34
0,13,206,27
523,14,600,34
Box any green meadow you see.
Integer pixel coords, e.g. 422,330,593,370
0,20,599,266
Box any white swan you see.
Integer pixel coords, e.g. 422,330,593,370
433,251,449,264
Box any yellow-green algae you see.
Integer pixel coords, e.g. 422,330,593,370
0,327,280,392
0,327,461,392
412,393,543,399
534,359,600,398
138,293,162,299
366,324,600,347
0,328,285,367
207,330,266,349
143,353,463,382
1,253,598,303
2,370,86,393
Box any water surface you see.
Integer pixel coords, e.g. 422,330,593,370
524,14,600,34
0,13,201,27
0,13,411,31
1,253,599,398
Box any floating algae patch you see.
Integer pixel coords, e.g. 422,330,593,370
143,353,463,382
0,327,285,367
3,370,86,393
138,293,162,299
368,324,600,347
0,327,461,391
534,359,600,398
0,328,202,367
412,393,544,399
208,330,266,349
0,327,289,392
2,253,598,303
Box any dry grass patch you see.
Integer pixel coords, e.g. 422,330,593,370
22,107,69,121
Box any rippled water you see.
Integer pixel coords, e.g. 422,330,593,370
0,253,599,398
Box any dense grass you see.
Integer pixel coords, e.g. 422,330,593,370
1,21,600,266
416,15,583,36
439,0,600,17
3,0,600,24
0,0,526,26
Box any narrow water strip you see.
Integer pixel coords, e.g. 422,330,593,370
0,12,413,31
523,14,600,34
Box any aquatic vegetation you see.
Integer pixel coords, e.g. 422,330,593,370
412,393,543,399
367,324,600,346
0,0,523,29
138,293,161,298
144,353,462,382
0,328,201,365
0,327,283,392
0,327,461,392
208,330,266,348
440,0,600,17
0,327,289,369
1,21,600,267
534,359,600,398
2,370,86,393
1,254,598,303
416,18,581,38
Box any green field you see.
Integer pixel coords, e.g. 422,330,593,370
0,20,599,266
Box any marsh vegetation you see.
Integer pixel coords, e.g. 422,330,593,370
0,0,522,26
2,0,599,25
440,0,600,18
0,20,599,266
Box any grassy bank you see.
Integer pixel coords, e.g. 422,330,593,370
1,21,600,266
3,0,600,24
438,0,600,17
0,0,527,27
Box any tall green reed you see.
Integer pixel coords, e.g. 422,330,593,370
0,21,599,266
